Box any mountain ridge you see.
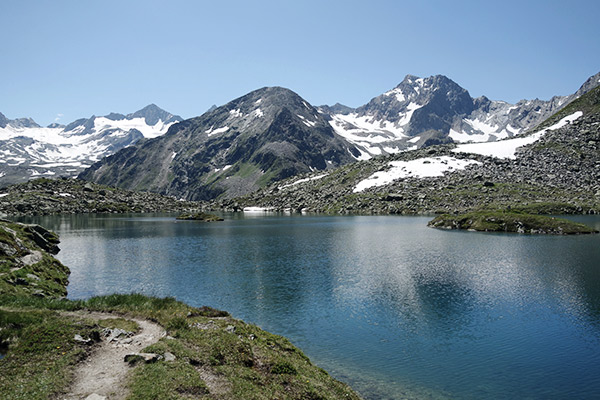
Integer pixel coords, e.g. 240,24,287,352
3,71,599,195
0,104,183,186
322,71,600,158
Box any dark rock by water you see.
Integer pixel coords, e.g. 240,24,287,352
176,212,223,221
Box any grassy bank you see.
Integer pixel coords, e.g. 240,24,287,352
0,294,361,399
0,217,361,399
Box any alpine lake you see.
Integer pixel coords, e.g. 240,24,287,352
17,213,600,399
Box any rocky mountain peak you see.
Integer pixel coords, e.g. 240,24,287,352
0,112,8,128
10,117,41,129
79,86,358,201
127,104,182,125
574,71,600,98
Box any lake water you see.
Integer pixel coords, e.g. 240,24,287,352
19,213,600,399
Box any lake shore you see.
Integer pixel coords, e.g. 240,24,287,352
0,219,362,399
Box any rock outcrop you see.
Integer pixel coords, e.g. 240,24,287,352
0,219,69,298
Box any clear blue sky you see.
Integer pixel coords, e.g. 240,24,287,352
2,0,599,126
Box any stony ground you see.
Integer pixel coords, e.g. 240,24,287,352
61,311,165,400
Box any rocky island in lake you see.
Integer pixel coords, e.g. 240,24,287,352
427,211,599,234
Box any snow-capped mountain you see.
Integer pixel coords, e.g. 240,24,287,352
0,104,182,186
79,87,358,200
321,72,600,159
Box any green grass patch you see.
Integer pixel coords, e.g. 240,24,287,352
0,309,96,400
128,362,209,399
96,317,139,333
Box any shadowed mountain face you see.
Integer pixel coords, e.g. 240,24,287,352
79,87,359,201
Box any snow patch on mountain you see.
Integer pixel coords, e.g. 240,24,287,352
453,111,583,159
92,116,172,139
279,173,329,189
353,156,481,193
206,126,229,136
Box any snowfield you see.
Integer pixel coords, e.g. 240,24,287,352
452,111,583,159
0,117,177,171
353,156,481,193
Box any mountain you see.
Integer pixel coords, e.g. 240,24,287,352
223,85,600,215
0,105,182,186
79,87,359,201
321,72,600,158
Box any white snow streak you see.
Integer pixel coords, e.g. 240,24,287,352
279,173,328,189
243,207,275,212
206,126,229,136
93,117,172,139
229,109,243,118
384,88,406,102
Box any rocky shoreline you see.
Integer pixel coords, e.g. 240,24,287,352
0,178,208,216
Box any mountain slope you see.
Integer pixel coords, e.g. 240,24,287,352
321,72,600,158
79,87,359,200
221,86,600,215
0,105,182,186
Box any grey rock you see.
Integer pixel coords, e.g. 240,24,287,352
84,394,107,400
74,334,93,344
124,352,162,364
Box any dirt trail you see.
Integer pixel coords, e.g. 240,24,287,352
61,311,165,400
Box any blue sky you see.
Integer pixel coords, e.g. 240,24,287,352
1,0,599,126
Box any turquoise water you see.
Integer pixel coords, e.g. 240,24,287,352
21,213,600,399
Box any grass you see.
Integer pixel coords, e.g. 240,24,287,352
0,308,99,400
0,294,362,399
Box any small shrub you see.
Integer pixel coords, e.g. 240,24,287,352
166,316,188,332
271,361,297,375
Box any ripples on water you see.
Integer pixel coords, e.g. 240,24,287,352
21,213,600,399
